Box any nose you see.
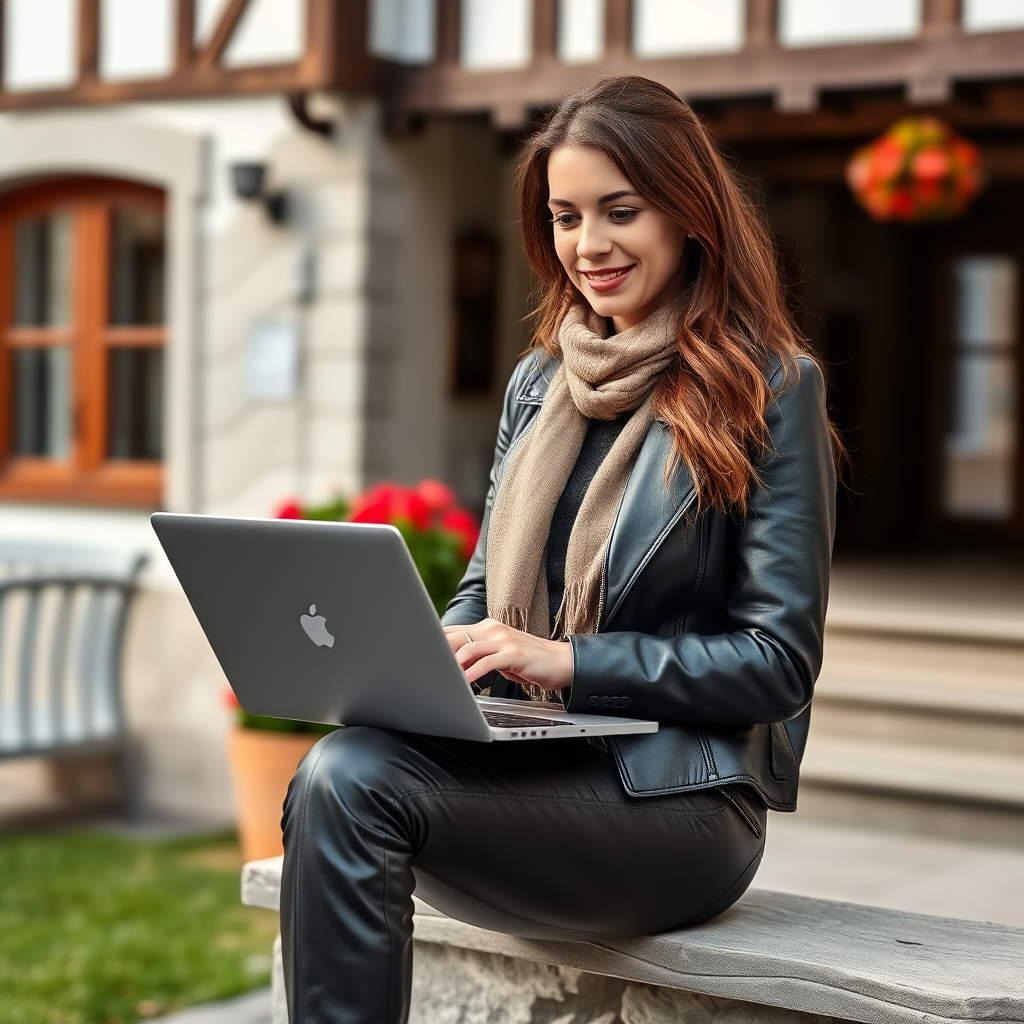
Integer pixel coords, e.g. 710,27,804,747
576,214,612,262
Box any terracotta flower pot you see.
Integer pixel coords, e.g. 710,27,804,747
227,727,320,862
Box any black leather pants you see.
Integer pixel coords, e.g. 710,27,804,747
280,726,766,1024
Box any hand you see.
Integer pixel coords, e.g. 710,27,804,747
443,619,574,691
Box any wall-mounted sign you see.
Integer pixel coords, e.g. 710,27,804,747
246,319,299,400
846,117,982,223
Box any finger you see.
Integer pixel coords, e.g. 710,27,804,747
464,651,525,685
454,639,499,670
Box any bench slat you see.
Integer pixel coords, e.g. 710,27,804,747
242,856,1024,1024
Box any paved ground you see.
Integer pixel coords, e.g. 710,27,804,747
151,989,272,1024
754,811,1024,928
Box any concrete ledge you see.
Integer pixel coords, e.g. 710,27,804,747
242,856,1024,1024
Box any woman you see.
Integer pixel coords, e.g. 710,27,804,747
281,75,837,1023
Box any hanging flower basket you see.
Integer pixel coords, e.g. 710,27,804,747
845,117,982,223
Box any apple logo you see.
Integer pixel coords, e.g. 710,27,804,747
300,604,335,648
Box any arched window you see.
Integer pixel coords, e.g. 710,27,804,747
0,178,165,504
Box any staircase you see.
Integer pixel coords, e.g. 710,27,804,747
800,561,1024,836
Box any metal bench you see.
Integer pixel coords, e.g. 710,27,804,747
0,541,145,819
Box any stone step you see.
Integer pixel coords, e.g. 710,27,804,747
826,604,1024,645
805,606,1024,811
801,733,1024,807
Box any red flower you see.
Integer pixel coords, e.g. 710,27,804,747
392,490,432,531
441,508,480,560
275,499,303,519
223,688,241,710
416,479,457,515
351,482,403,518
349,482,433,531
350,498,392,524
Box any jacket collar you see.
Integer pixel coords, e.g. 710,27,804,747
514,352,696,628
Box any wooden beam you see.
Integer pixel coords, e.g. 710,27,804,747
176,0,196,72
79,0,100,82
311,0,378,93
746,0,778,50
533,0,558,63
198,0,251,69
605,0,632,56
0,62,329,111
391,28,1024,120
921,0,963,37
705,84,1024,143
437,0,460,65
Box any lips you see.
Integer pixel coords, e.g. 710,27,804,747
580,264,635,293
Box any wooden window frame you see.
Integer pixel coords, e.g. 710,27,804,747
0,177,165,506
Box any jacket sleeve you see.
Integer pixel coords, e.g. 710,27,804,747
440,356,535,628
567,356,836,725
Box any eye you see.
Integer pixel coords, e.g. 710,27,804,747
608,207,640,224
550,211,581,229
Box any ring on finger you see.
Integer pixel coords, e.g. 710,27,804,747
464,631,477,648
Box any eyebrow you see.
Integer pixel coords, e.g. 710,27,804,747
547,189,641,208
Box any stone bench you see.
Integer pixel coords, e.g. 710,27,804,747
242,855,1024,1024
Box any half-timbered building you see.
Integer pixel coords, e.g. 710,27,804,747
2,0,1023,834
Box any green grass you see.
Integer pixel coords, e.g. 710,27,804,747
0,830,280,1024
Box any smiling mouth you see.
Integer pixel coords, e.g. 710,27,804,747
581,265,635,284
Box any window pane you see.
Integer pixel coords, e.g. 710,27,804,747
15,212,74,326
12,347,72,458
461,0,532,69
634,0,744,57
369,0,437,63
559,0,604,63
779,0,920,48
109,207,165,325
944,257,1018,521
964,0,1024,32
107,347,164,460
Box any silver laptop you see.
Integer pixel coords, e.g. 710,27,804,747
151,513,658,743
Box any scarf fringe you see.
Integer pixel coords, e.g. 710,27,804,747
554,579,599,639
490,605,530,634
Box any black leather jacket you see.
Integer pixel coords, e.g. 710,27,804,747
442,350,836,811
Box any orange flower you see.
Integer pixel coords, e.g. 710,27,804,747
846,117,982,223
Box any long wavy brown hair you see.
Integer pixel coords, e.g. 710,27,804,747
515,74,839,512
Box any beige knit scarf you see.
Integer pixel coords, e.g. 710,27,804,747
486,300,679,641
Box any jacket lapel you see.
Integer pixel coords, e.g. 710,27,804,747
602,420,696,627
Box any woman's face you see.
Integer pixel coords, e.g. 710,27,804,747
547,145,688,332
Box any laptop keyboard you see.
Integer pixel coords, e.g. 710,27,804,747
482,710,572,729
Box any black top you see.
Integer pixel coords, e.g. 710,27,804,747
546,416,628,634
